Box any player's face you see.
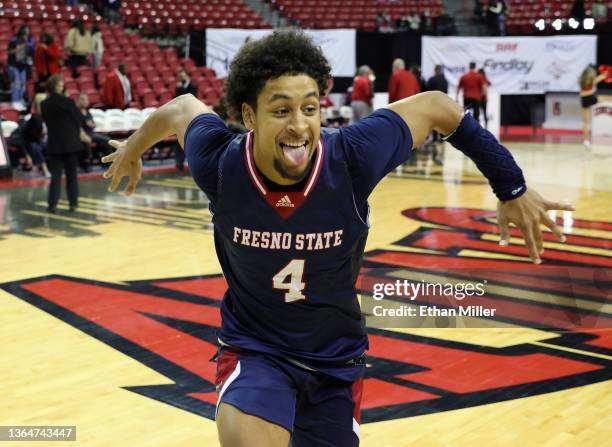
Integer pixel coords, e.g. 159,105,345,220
248,74,321,185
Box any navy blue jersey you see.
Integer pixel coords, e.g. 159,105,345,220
185,109,413,380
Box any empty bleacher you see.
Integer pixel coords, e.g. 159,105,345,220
270,0,444,31
121,0,271,35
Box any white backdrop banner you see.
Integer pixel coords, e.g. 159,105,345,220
206,29,356,78
422,36,597,94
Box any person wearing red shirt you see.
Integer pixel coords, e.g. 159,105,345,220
350,65,373,122
34,33,62,86
457,62,485,122
102,63,132,109
478,68,491,128
387,58,420,103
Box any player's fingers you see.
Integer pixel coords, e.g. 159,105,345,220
543,200,575,212
519,223,541,264
499,222,510,247
108,139,122,149
102,165,114,179
498,215,510,246
101,152,118,164
541,212,567,242
124,175,140,196
108,174,123,193
532,220,544,255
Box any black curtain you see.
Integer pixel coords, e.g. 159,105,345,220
500,94,545,126
190,29,206,67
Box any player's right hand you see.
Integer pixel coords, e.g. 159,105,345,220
101,140,143,196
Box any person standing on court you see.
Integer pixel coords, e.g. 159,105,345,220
173,68,197,170
427,65,449,165
41,75,90,212
350,65,374,122
478,68,491,128
427,64,448,94
578,64,606,148
387,58,420,104
457,62,485,122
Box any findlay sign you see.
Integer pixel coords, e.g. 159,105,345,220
422,35,597,94
2,207,611,423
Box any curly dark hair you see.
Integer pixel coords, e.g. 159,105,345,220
224,29,331,122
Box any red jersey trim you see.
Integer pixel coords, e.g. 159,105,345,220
244,132,324,198
244,131,267,195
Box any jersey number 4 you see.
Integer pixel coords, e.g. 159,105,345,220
273,259,306,302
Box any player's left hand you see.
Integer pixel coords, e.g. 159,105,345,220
101,139,143,196
497,188,575,264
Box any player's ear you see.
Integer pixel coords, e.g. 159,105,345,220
242,103,255,130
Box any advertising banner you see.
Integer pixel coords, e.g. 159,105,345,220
422,36,597,94
207,29,356,78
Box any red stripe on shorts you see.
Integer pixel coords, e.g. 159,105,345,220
215,348,241,393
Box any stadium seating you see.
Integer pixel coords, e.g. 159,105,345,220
0,2,226,110
121,0,271,34
270,0,445,30
495,0,611,35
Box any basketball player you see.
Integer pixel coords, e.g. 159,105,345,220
102,30,574,447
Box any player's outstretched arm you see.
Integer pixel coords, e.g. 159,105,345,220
102,94,213,195
386,91,575,264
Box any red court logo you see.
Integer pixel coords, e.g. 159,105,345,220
2,208,610,423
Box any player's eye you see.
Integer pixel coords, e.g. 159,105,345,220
304,105,318,114
274,108,289,117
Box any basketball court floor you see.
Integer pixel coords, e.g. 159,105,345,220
1,138,610,446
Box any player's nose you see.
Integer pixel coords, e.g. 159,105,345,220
287,110,308,135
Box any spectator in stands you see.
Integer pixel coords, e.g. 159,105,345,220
488,0,508,36
407,14,421,33
41,75,91,212
435,8,456,35
350,65,374,122
64,20,92,78
105,0,122,25
427,64,448,94
23,93,50,177
388,58,420,103
579,64,606,148
91,24,104,69
34,33,62,88
420,9,435,34
376,11,394,33
478,68,491,128
173,69,198,170
7,28,32,111
102,63,132,109
592,0,608,20
175,68,197,97
77,92,112,166
457,62,485,122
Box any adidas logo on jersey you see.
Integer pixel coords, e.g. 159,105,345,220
276,195,294,208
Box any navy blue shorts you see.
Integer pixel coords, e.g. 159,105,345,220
215,347,363,447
